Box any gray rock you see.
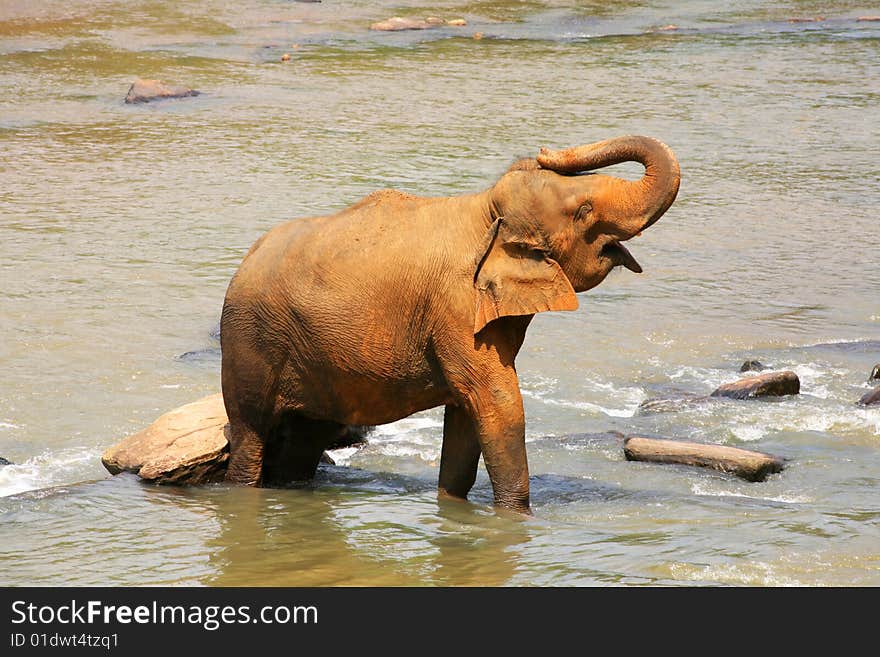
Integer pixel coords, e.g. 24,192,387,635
711,371,800,400
0,456,12,466
124,79,200,104
327,425,371,450
859,386,880,407
740,359,765,372
175,347,221,363
637,394,714,415
870,364,880,382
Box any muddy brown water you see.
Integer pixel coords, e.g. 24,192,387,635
1,0,878,586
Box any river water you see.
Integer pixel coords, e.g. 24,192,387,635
1,0,878,586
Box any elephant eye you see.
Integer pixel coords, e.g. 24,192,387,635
574,202,592,223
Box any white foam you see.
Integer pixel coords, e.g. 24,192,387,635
0,448,94,498
729,425,766,442
0,421,20,430
691,481,809,504
670,561,802,587
370,416,442,439
325,447,359,465
521,374,645,418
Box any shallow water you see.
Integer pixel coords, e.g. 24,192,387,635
1,0,878,586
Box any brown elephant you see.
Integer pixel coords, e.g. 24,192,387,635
220,135,680,513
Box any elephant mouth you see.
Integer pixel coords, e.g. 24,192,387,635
602,240,643,273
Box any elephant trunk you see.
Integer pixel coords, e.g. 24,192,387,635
536,135,680,239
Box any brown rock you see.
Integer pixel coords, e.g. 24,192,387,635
857,16,880,22
859,386,880,407
124,79,200,104
710,371,800,400
102,393,347,485
624,436,785,482
447,19,467,27
280,53,291,62
101,394,229,484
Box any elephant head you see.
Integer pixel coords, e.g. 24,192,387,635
474,135,680,333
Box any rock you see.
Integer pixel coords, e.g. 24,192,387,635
857,16,880,21
740,359,765,372
637,394,714,415
0,456,12,466
473,32,484,40
101,394,229,484
787,16,825,23
858,386,880,407
370,16,466,31
710,371,800,400
102,393,352,485
623,436,785,482
870,364,880,382
281,53,291,62
319,452,335,465
175,347,221,363
124,79,200,104
328,425,371,450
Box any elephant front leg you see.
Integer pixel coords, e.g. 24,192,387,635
438,404,482,502
469,388,530,514
448,372,530,514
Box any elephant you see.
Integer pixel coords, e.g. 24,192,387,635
220,135,680,513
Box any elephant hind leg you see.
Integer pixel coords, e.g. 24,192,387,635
438,403,482,501
225,420,265,486
261,412,343,487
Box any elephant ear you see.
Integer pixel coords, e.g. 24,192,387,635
473,217,578,335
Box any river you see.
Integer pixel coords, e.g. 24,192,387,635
1,0,878,586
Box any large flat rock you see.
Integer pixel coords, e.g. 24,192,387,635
102,394,369,485
101,394,228,484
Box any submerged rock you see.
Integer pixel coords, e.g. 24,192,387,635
637,394,714,415
0,456,12,466
711,371,800,400
370,16,466,31
124,79,200,104
624,436,785,482
859,386,880,407
175,347,221,363
102,394,229,484
740,359,765,372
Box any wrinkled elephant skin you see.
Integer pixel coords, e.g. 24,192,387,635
221,135,680,513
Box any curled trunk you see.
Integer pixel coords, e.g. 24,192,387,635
536,135,681,238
